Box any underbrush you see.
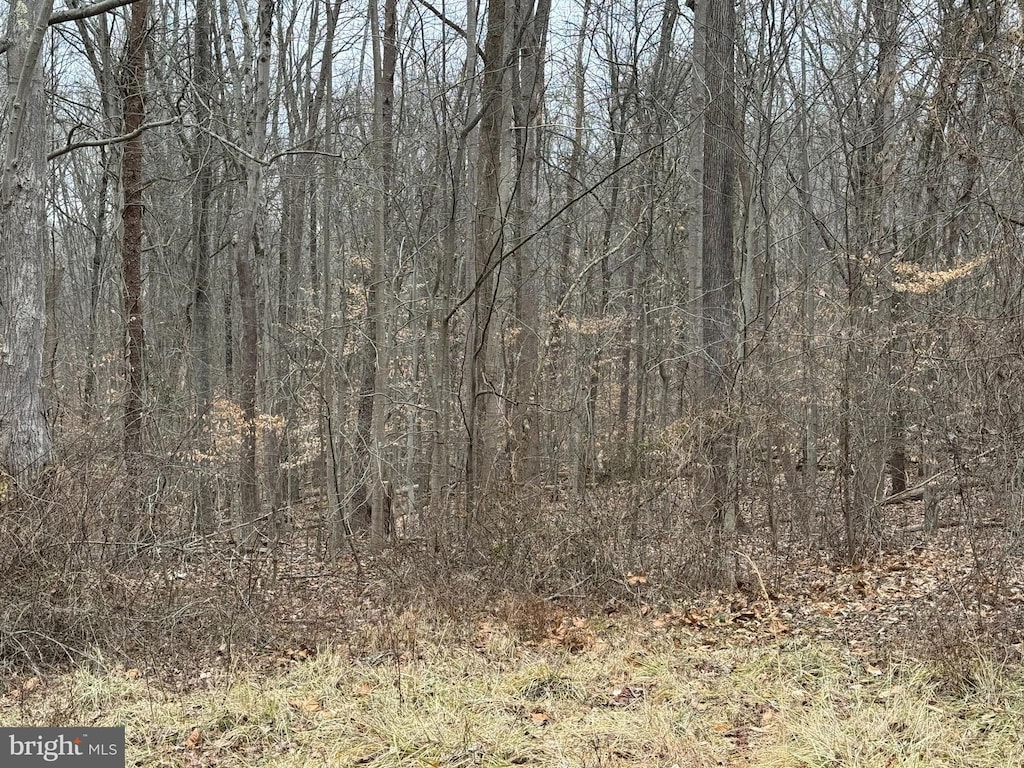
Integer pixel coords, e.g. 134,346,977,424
3,456,1024,766
374,481,746,615
0,461,290,677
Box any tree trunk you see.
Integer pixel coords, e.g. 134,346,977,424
843,0,898,560
0,0,56,481
428,0,478,524
796,41,818,539
120,0,149,520
316,1,344,557
697,0,737,576
352,0,398,545
234,0,273,547
83,151,110,421
190,0,216,532
465,0,508,511
509,0,550,485
686,0,707,405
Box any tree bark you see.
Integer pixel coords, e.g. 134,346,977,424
190,0,216,532
465,0,508,511
509,0,550,485
120,0,149,518
234,0,273,547
697,0,737,574
370,0,397,546
0,0,56,481
842,0,898,560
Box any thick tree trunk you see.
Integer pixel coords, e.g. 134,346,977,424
234,0,273,547
697,0,737,577
0,0,56,481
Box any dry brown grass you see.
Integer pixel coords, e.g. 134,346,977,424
2,612,1022,767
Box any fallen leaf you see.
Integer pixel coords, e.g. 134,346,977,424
288,696,322,713
609,684,645,706
626,572,649,587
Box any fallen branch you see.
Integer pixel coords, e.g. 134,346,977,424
882,474,946,506
883,478,984,506
881,447,997,506
899,517,1004,533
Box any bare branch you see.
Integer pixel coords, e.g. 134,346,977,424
982,199,1024,228
47,116,177,161
413,0,486,61
266,147,352,164
49,0,139,25
6,0,56,169
446,117,697,323
197,124,266,166
208,128,353,167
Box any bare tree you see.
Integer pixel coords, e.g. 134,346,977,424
840,0,899,560
0,0,57,480
233,0,274,546
508,0,550,484
696,0,738,549
462,0,510,513
189,0,217,532
120,0,150,516
368,0,398,546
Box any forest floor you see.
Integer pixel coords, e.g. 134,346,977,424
3,523,1024,767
